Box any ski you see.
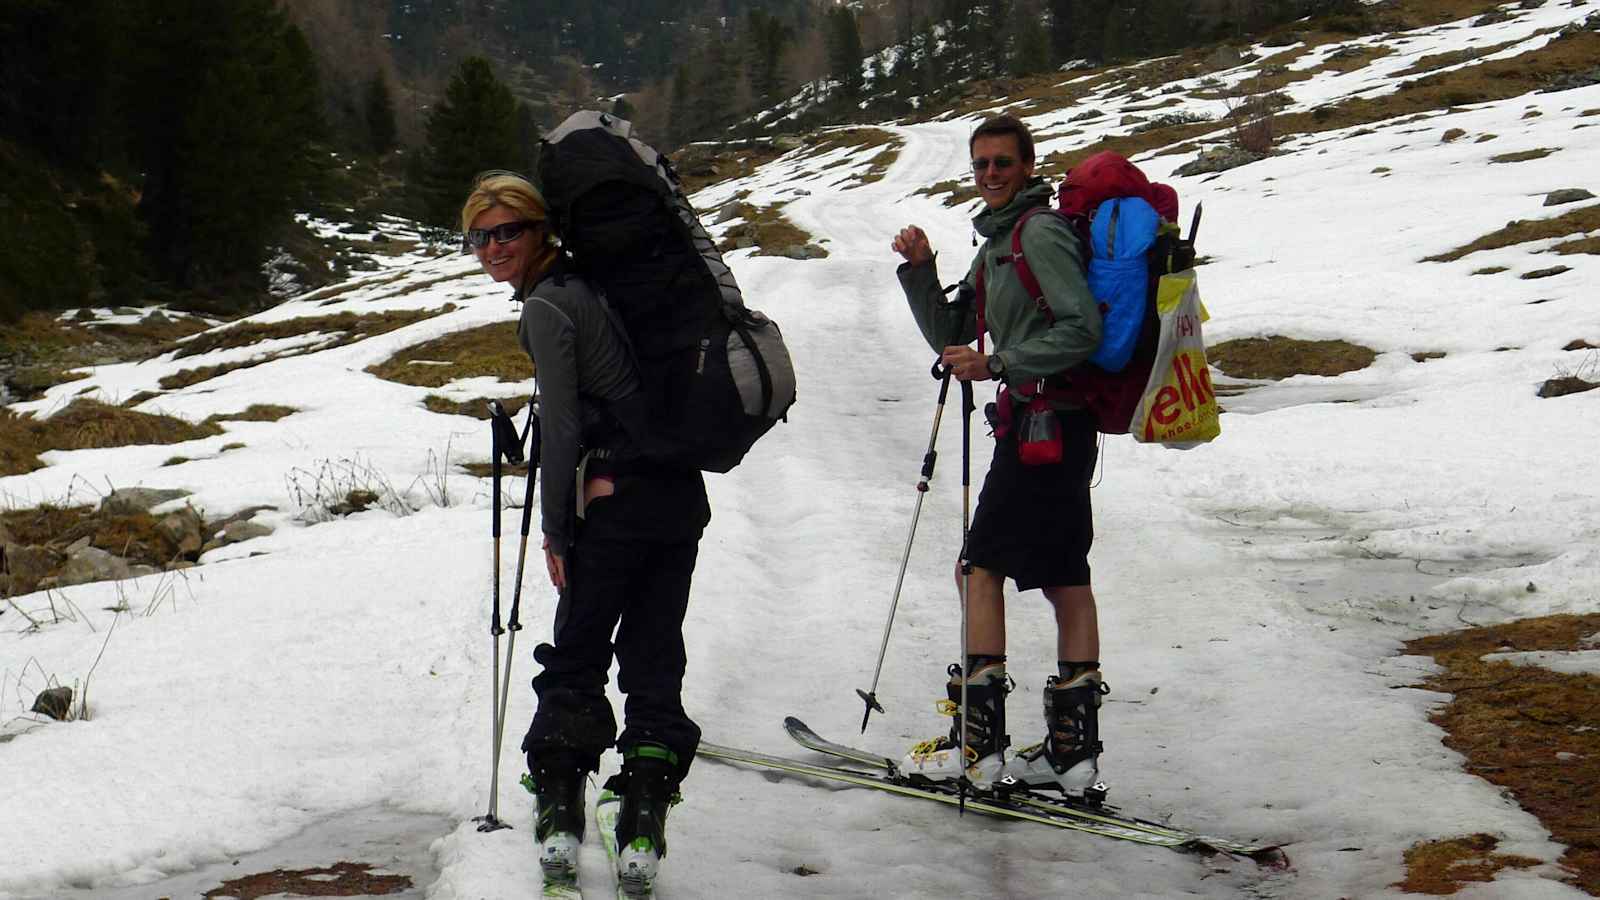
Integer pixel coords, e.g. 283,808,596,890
540,872,582,900
698,734,1284,864
782,716,1273,857
598,788,656,899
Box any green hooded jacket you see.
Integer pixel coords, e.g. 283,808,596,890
897,179,1101,392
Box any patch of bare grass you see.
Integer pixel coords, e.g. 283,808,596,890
796,129,905,187
1395,834,1541,895
675,141,790,196
1405,614,1600,893
422,395,530,420
717,202,826,258
3,366,89,402
0,399,223,476
1423,203,1600,262
1208,336,1378,380
204,405,297,425
1490,148,1559,164
1274,32,1600,142
365,323,531,388
1553,236,1600,256
169,307,452,360
1397,38,1522,77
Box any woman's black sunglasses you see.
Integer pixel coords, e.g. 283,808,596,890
462,221,530,252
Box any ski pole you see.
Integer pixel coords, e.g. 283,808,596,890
856,360,954,734
956,378,975,816
490,400,540,823
477,399,527,833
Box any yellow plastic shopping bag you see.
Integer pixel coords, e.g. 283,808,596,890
1131,270,1221,448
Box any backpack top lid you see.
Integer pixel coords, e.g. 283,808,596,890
1057,150,1178,223
539,110,673,226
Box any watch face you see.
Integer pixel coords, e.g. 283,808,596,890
988,355,1003,374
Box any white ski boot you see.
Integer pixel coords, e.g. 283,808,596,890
899,661,1011,788
605,743,680,897
528,765,586,881
1000,669,1108,800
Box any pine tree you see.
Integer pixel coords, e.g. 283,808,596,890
125,0,325,294
364,71,399,157
1047,0,1076,65
748,9,794,108
826,6,864,101
1011,9,1052,77
418,56,520,227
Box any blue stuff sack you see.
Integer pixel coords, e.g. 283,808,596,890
1086,196,1160,372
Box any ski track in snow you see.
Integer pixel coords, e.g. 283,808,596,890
4,5,1600,898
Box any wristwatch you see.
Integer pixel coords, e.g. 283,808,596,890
986,354,1006,377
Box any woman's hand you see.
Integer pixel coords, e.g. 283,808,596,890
543,538,567,590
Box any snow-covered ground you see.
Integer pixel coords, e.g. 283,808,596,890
4,4,1599,898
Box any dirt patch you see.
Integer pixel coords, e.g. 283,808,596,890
202,861,410,899
1395,833,1542,895
422,395,530,420
1423,203,1600,262
1405,614,1600,894
365,322,531,388
0,399,223,476
169,308,452,360
1208,336,1378,380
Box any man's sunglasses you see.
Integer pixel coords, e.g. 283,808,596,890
971,156,1018,173
463,221,531,252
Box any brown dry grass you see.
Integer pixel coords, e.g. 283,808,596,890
204,404,296,425
1423,204,1600,262
1274,32,1600,141
1208,336,1378,380
798,128,905,188
676,142,790,196
1395,834,1541,895
170,307,452,360
1397,38,1522,77
1405,614,1600,894
1554,237,1600,256
0,399,223,476
717,202,824,257
422,395,530,420
1490,148,1559,164
365,322,531,388
156,306,456,389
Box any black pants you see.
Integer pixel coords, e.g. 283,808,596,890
522,476,706,783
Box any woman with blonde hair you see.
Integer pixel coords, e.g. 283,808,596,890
462,171,710,893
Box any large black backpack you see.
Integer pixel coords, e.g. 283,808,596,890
538,110,796,474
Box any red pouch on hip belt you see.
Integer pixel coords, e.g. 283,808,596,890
1017,389,1063,465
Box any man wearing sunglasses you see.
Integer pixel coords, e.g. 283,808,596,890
890,115,1110,800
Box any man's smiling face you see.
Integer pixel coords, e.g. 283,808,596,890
971,133,1035,210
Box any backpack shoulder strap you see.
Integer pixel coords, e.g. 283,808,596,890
1007,206,1074,327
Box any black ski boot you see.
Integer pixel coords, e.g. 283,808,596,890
899,660,1011,787
524,760,586,880
603,743,681,897
1001,669,1108,801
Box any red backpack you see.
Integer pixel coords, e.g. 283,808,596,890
976,151,1194,435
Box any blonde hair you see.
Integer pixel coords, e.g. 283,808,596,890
459,171,559,283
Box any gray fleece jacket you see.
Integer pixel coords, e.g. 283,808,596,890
515,269,641,554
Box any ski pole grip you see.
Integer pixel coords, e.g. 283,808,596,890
488,400,524,465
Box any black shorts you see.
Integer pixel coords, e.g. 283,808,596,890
965,409,1097,592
